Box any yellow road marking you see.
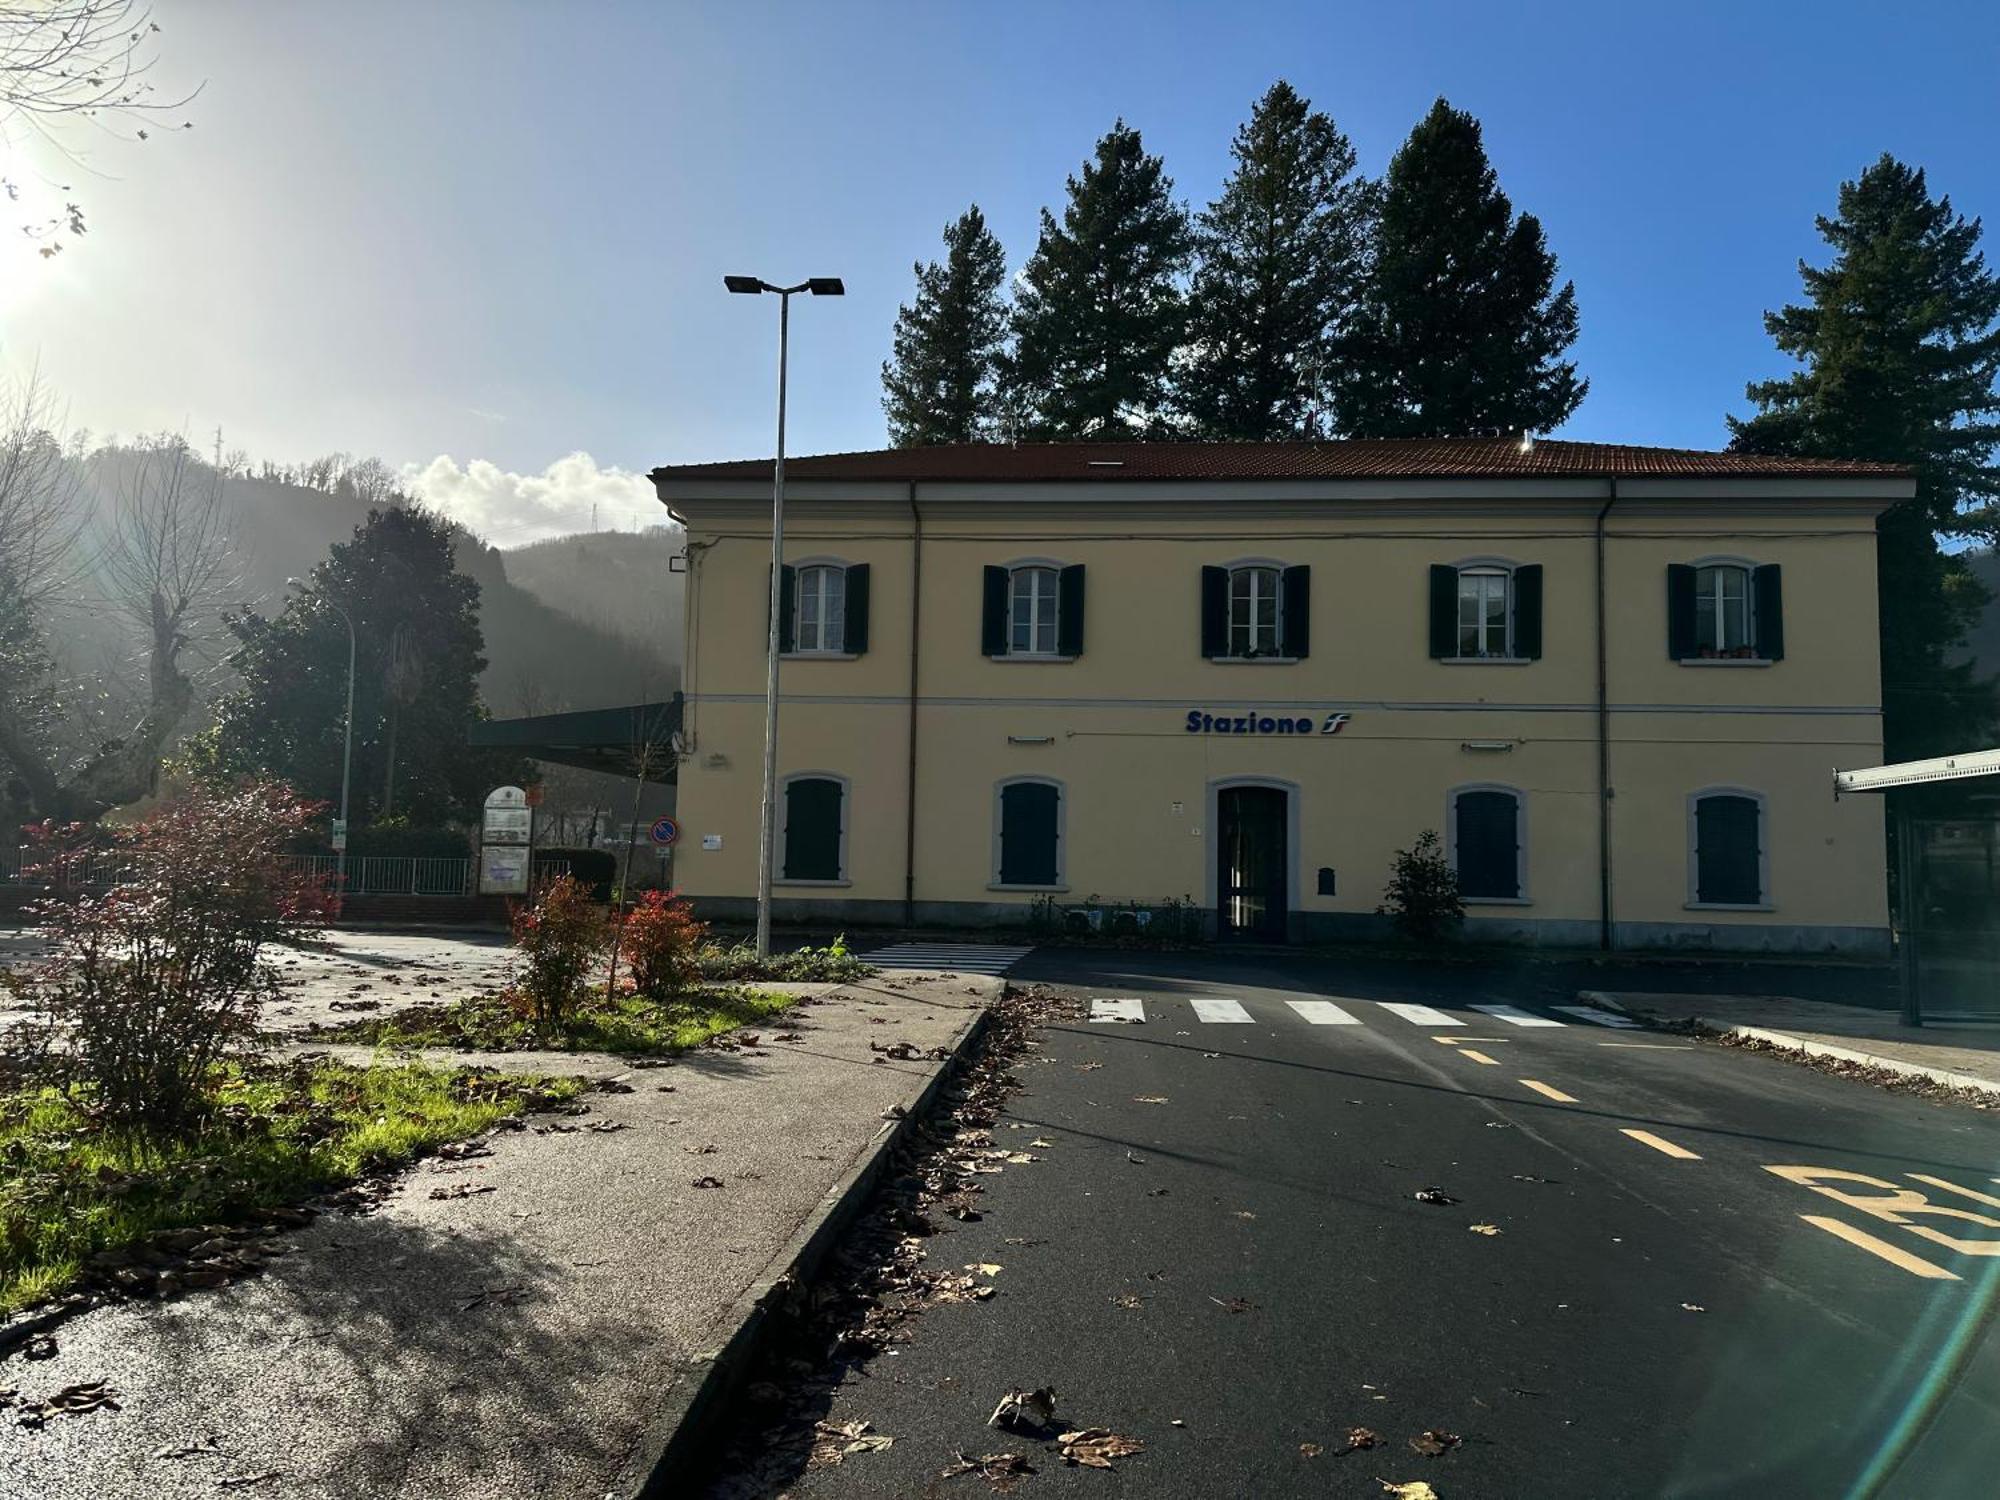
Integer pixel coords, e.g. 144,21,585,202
1460,1049,1500,1065
1909,1173,2000,1211
1519,1079,1577,1103
1766,1166,2000,1256
1435,1036,1507,1046
1621,1128,1702,1160
1800,1215,1960,1281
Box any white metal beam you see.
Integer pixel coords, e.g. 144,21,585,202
1835,748,2000,794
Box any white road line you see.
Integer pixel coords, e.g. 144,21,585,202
1471,1003,1566,1028
1191,998,1254,1024
1377,1002,1461,1028
863,943,1034,974
1552,1005,1641,1029
1286,1000,1360,1025
1089,998,1146,1024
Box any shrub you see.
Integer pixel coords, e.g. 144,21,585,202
1377,830,1464,943
533,846,617,901
698,936,873,983
620,890,707,999
509,874,608,1028
19,782,337,1138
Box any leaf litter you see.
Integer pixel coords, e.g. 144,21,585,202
1057,1429,1144,1469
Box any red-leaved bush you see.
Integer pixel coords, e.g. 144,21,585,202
618,890,706,1000
19,781,337,1137
509,874,607,1029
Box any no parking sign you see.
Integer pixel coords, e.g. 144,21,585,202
650,816,680,847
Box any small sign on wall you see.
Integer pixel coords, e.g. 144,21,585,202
480,845,530,896
701,833,722,851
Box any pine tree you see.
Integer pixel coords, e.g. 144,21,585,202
1337,98,1584,439
881,205,1010,446
1730,155,2000,761
1177,81,1372,440
1000,121,1192,440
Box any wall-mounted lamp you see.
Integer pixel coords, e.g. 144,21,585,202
1007,735,1055,746
1461,740,1515,752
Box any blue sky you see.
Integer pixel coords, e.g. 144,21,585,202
1,1,1994,543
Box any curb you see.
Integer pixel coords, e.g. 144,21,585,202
625,988,999,1498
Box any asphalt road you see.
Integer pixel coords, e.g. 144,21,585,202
750,947,2000,1500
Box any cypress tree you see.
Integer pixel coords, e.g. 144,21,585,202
881,205,1010,446
1729,154,2000,761
1178,81,1372,440
1338,98,1584,439
1000,121,1192,440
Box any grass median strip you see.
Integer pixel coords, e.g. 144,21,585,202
317,986,799,1055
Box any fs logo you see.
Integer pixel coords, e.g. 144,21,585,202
1320,712,1350,736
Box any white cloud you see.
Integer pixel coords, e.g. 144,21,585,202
402,451,664,546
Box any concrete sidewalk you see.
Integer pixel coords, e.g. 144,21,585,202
1,971,999,1500
1586,989,2000,1095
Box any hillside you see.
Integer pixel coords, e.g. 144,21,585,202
500,528,686,667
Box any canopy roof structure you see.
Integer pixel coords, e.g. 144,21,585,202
1834,748,2000,795
468,698,680,780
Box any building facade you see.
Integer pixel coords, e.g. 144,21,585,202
654,439,1909,954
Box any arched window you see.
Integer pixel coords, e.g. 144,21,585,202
1428,562,1541,661
993,777,1064,889
1689,789,1766,907
1457,567,1512,658
1008,565,1059,656
1695,563,1752,655
1228,565,1282,658
1449,785,1526,901
795,564,846,653
1201,562,1309,660
779,773,847,883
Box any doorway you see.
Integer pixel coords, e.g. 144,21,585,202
1217,784,1289,940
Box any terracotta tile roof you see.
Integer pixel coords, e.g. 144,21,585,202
650,438,1911,484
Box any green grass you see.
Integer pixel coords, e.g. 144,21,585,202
323,986,801,1056
0,1060,581,1316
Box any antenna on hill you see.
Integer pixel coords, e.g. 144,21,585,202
591,501,598,532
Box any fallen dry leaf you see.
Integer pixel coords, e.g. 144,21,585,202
1377,1482,1439,1500
1028,1138,1056,1148
1682,1302,1706,1313
989,1386,1057,1431
217,1475,281,1491
1336,1427,1381,1454
1133,1095,1169,1104
966,1263,1003,1277
1112,1293,1143,1309
1468,1223,1502,1236
427,1182,495,1201
1209,1295,1256,1313
1300,1442,1324,1458
692,1175,725,1189
1410,1428,1462,1457
1057,1428,1144,1469
1413,1188,1460,1206
941,1450,1035,1481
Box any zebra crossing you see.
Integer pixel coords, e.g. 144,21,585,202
861,942,1036,975
1087,994,1637,1032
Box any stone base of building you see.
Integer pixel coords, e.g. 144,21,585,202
686,894,1892,958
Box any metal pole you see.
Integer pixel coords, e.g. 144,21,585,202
336,603,356,897
754,290,791,959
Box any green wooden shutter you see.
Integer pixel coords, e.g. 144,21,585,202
1753,564,1784,661
1696,794,1761,905
1455,790,1520,899
1513,564,1543,660
782,777,842,881
1057,564,1085,657
981,566,1007,656
999,781,1060,886
1200,566,1227,658
776,564,797,655
1428,565,1457,659
1281,565,1311,659
844,563,870,655
1666,564,1697,660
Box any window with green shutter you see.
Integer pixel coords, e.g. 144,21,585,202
781,776,845,882
1693,792,1764,906
1451,787,1523,900
996,779,1062,887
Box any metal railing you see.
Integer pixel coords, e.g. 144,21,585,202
277,855,474,897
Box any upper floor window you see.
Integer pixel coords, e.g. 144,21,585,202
1668,562,1783,662
1689,789,1765,907
1201,563,1310,660
777,561,869,656
983,563,1085,658
1428,563,1542,661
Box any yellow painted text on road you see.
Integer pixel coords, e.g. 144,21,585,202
1460,1050,1500,1066
1799,1215,1960,1281
1766,1166,2000,1257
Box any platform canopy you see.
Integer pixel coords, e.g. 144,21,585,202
1834,747,2000,795
468,698,681,780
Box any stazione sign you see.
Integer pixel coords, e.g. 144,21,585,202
1184,709,1351,736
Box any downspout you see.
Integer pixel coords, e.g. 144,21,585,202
903,482,923,927
1595,479,1618,951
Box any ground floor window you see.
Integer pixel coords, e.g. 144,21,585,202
1451,785,1524,900
996,778,1063,887
781,774,845,882
1692,790,1764,906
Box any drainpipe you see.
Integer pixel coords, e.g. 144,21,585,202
1595,480,1618,951
903,482,923,927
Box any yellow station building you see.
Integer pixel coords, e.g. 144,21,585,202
653,438,1909,954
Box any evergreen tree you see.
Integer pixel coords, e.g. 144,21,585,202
1337,99,1584,439
1177,81,1372,439
881,205,1010,446
1000,121,1192,439
1730,155,2000,761
194,504,520,826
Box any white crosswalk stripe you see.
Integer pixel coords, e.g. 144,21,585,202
1376,1001,1460,1028
1286,1000,1360,1025
1089,998,1146,1024
1191,998,1254,1024
1551,1004,1641,1029
1471,1003,1567,1028
862,943,1034,975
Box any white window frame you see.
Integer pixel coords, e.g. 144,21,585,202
1685,786,1771,911
1003,560,1065,659
1222,559,1291,662
989,775,1067,892
1446,782,1530,905
776,770,850,887
1453,562,1516,661
1690,557,1759,660
787,557,855,658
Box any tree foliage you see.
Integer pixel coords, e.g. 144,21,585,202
195,503,521,827
1177,81,1373,439
1377,829,1464,944
882,205,1010,446
1729,155,2000,760
1336,98,1584,439
1001,121,1192,439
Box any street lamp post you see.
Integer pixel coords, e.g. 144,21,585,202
291,578,357,895
726,274,844,960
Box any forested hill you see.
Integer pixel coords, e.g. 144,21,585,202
1963,549,2000,689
